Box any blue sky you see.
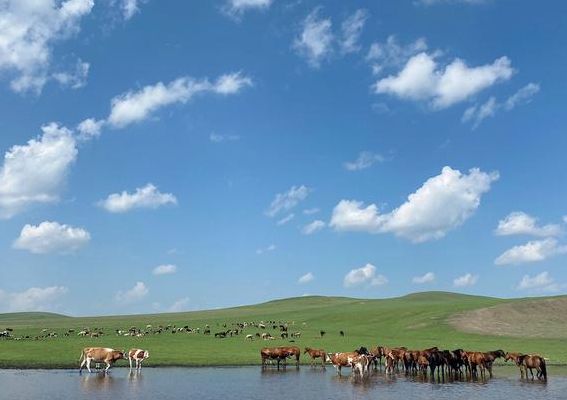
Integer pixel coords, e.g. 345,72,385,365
0,0,566,316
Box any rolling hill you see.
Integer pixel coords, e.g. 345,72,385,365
0,291,566,368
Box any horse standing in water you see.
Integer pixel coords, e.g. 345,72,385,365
506,352,547,381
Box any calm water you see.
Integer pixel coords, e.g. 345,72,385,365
0,367,565,400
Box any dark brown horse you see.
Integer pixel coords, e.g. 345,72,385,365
483,350,505,378
304,347,326,366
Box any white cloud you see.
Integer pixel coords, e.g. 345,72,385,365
302,220,326,235
223,0,272,19
340,9,368,54
98,183,177,213
298,272,314,284
330,166,498,242
76,118,105,141
517,271,560,292
495,211,561,237
462,83,540,128
374,52,513,109
495,238,567,266
120,0,142,20
168,297,190,312
344,151,385,171
0,286,67,312
276,213,295,226
152,264,177,276
52,59,89,89
412,272,435,284
453,273,478,287
303,208,320,215
115,281,148,303
0,0,94,93
266,185,310,217
293,8,333,68
0,123,78,219
107,73,252,128
343,263,388,288
366,36,428,75
13,221,90,254
209,132,240,143
256,244,276,255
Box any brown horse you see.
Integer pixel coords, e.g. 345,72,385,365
506,352,547,381
483,350,505,378
464,351,488,379
304,347,326,366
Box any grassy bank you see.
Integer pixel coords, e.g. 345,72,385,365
1,292,565,369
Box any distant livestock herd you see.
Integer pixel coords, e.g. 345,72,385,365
1,320,549,382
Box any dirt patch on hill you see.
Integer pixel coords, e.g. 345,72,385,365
449,297,567,339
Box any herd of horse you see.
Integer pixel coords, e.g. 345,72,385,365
261,345,548,381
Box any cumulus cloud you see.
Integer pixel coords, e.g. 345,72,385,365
366,36,428,75
374,52,513,109
0,286,68,312
453,273,478,287
340,9,368,54
298,272,315,284
168,297,190,312
330,166,498,242
462,83,540,128
98,183,177,213
0,123,78,219
222,0,272,19
256,244,276,255
344,151,385,171
115,281,148,303
495,211,561,237
119,0,143,20
52,59,90,89
76,118,105,141
517,272,560,292
412,272,435,284
13,221,90,254
495,238,567,266
265,185,310,217
344,263,388,288
107,73,252,128
302,220,326,235
276,213,295,226
0,0,94,93
293,8,334,68
152,264,177,275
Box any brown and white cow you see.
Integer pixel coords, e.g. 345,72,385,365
79,347,125,373
128,349,150,370
327,352,358,375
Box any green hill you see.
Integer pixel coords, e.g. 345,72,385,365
0,292,565,368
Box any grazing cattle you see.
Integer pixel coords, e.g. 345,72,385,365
291,331,301,338
246,334,254,340
79,347,125,373
260,346,300,369
320,330,326,338
128,349,150,370
339,330,345,337
304,347,326,366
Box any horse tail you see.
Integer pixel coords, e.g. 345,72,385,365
540,358,547,380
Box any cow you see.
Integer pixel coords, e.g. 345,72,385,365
79,347,125,373
327,352,358,375
260,346,300,369
128,349,150,370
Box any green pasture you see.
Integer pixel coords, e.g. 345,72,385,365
0,292,565,368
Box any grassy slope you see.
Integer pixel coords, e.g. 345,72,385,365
0,292,565,368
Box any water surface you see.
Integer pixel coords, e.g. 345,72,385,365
1,367,565,400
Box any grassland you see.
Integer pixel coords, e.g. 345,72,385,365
1,291,566,369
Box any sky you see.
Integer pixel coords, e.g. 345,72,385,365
0,0,566,316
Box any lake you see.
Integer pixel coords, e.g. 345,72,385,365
1,366,565,400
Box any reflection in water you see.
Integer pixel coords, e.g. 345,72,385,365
80,372,116,393
0,367,563,400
